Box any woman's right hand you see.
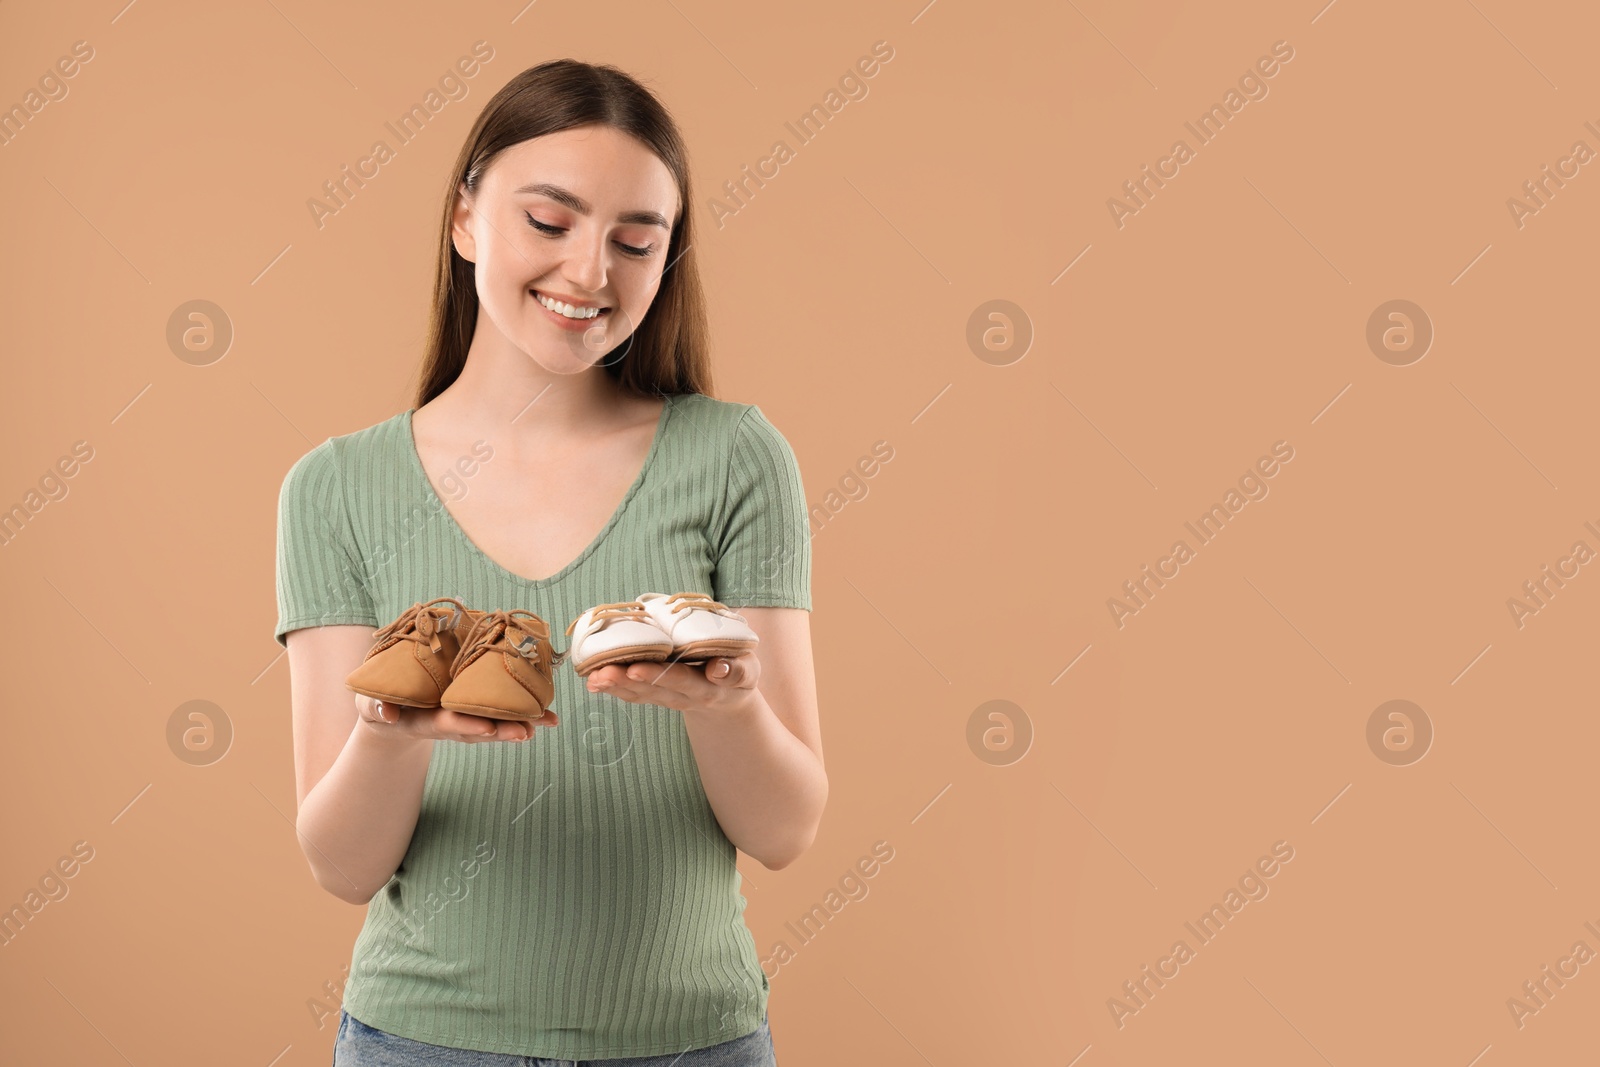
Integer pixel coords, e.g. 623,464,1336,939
355,693,558,742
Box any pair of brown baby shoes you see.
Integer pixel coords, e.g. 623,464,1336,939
344,597,563,722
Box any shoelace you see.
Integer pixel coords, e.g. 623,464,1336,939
371,596,466,656
564,600,655,636
657,592,744,620
452,609,566,675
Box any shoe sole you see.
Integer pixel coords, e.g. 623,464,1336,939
572,639,756,675
669,638,758,663
347,683,446,709
571,644,673,677
438,698,552,723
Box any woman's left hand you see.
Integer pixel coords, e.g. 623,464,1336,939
584,652,761,715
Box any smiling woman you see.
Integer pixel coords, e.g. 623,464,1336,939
275,58,820,1067
438,120,688,381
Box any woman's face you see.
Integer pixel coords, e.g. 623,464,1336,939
451,124,680,374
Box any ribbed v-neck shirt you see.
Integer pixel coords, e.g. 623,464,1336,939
272,391,811,1059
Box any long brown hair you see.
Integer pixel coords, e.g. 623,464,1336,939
414,60,712,408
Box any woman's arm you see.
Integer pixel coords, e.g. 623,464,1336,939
287,624,537,902
587,606,827,870
288,625,438,904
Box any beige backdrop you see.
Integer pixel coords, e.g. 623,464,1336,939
2,0,1596,1063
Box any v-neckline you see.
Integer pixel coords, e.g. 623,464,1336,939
401,395,675,588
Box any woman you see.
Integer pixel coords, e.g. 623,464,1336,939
274,58,825,1066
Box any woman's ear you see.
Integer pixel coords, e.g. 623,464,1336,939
450,183,477,263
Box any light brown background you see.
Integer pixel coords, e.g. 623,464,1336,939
2,0,1596,1063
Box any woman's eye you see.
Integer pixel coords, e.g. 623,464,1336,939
525,213,656,258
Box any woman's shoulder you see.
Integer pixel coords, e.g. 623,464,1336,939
669,392,790,443
669,390,747,423
280,410,412,490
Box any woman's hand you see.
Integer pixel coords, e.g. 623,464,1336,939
354,693,556,742
583,652,761,715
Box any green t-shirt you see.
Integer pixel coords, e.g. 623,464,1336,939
273,391,811,1059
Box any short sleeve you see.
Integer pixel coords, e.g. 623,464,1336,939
273,441,379,647
711,406,812,611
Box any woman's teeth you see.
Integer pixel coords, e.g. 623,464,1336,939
533,291,605,319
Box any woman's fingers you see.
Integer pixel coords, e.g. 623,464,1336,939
433,708,540,742
616,652,758,696
584,654,757,715
705,655,758,687
438,709,502,739
360,700,546,742
358,696,402,727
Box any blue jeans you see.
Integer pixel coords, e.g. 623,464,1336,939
332,1009,778,1067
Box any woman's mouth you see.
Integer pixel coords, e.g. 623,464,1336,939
531,289,611,330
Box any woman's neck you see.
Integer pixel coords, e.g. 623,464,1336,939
427,331,637,442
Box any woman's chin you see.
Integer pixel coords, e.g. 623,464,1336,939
521,343,608,376
540,323,634,367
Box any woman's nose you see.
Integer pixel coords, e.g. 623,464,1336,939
562,232,608,293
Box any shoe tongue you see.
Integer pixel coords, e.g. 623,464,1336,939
447,610,551,670
479,611,535,647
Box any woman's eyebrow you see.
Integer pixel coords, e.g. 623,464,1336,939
512,181,671,230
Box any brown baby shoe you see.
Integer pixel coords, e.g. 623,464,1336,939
439,609,566,723
346,597,483,708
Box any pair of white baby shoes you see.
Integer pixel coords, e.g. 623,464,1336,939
564,592,759,677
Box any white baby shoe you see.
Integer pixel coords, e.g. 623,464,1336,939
564,600,675,678
634,592,759,665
